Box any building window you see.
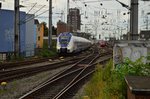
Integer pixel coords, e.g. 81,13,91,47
38,28,40,31
38,36,40,41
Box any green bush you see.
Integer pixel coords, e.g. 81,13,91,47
8,54,25,62
84,58,150,99
37,40,57,58
38,48,57,57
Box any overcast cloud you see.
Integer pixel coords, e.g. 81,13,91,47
0,0,149,39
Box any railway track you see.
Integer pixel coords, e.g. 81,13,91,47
0,46,95,82
0,47,93,70
18,50,112,99
54,55,112,99
0,56,86,82
0,57,54,70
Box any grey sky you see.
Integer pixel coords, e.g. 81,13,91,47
0,0,150,39
0,0,130,22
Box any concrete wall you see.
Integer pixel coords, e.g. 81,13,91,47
113,40,150,66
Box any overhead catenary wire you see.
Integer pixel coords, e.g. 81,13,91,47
71,0,100,32
26,2,37,15
21,9,65,25
20,2,38,22
25,5,46,21
20,9,49,25
80,2,121,36
31,5,46,15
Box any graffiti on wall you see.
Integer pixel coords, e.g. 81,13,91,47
113,45,147,65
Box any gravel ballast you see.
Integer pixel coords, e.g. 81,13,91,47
0,66,69,99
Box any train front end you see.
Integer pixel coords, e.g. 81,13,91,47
57,32,72,53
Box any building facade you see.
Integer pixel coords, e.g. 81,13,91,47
67,8,81,32
25,14,35,57
0,9,37,60
36,23,45,48
57,20,73,35
0,9,26,60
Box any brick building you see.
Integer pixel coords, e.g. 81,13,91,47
67,8,81,32
57,20,73,35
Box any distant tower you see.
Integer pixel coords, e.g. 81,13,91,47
67,8,81,32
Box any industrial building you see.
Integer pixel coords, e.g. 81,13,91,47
0,9,35,60
25,14,35,57
0,9,26,60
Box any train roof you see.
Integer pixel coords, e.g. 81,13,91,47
59,32,91,39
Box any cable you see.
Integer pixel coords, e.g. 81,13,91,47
20,9,49,25
32,5,46,15
26,3,37,15
20,3,38,22
25,5,46,21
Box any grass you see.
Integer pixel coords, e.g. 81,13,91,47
84,69,106,99
83,58,150,99
37,48,57,57
37,40,57,58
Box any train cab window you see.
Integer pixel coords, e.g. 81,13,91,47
60,40,68,44
60,36,69,39
59,36,70,44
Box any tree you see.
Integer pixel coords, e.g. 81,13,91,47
52,26,57,35
41,22,48,36
41,22,57,36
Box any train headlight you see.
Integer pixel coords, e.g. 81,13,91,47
67,46,71,50
57,46,61,49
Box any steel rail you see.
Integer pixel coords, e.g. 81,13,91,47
0,61,85,82
0,56,86,82
19,47,112,99
19,51,97,99
0,57,53,70
0,56,84,74
0,46,93,70
54,70,95,99
53,55,112,99
52,54,99,99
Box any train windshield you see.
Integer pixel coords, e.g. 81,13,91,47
60,36,69,44
59,35,71,45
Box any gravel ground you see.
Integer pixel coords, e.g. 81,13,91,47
72,83,88,99
4,58,65,71
0,66,69,99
